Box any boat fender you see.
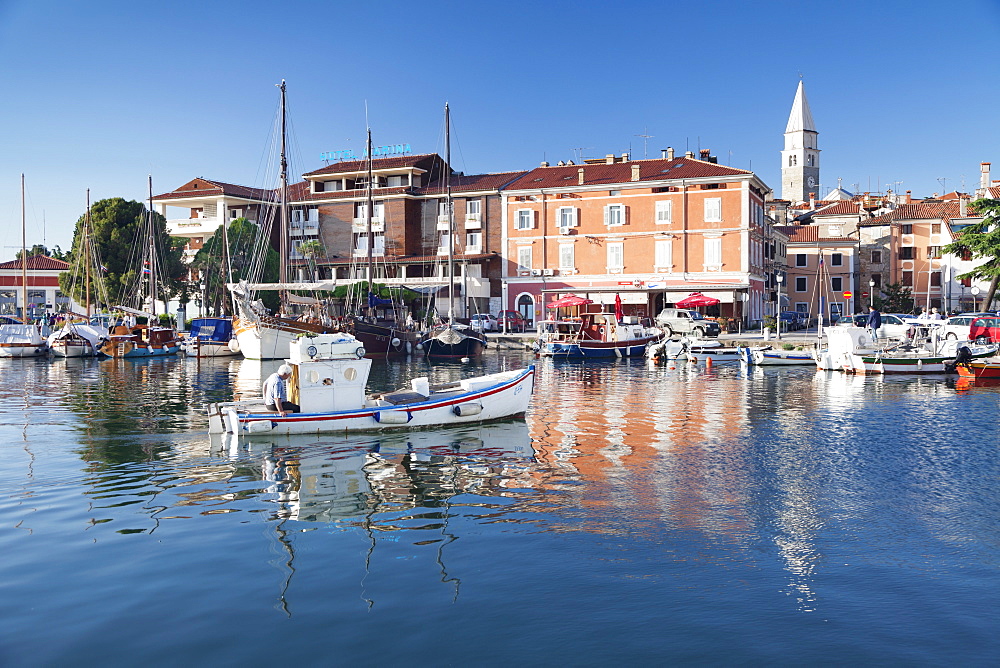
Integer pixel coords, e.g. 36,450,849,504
375,410,411,424
415,343,424,352
244,420,275,434
391,337,401,348
405,341,412,355
229,338,241,353
355,346,366,359
452,402,483,417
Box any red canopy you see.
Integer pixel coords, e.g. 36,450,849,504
548,295,593,309
675,292,720,308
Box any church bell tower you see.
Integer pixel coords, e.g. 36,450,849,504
781,80,820,203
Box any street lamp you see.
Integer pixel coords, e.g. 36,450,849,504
775,273,784,339
868,278,876,307
971,286,981,312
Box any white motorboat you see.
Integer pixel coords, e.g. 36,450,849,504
739,345,816,366
647,337,742,364
208,333,534,437
48,323,108,357
0,323,48,358
822,326,996,374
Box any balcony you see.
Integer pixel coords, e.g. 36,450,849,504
353,249,385,257
290,221,304,237
167,217,221,237
464,214,482,230
464,245,482,254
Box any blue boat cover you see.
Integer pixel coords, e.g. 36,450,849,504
189,318,233,342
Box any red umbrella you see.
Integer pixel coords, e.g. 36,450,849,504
548,295,593,309
614,293,623,321
675,292,720,308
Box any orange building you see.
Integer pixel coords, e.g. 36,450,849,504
501,150,775,325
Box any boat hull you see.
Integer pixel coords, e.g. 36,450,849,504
0,342,48,357
420,327,487,358
233,316,334,360
845,347,996,374
349,320,420,357
214,366,535,437
746,348,816,365
542,334,661,358
182,340,239,358
956,361,1000,379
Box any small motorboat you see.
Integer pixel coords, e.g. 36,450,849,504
538,313,663,358
0,320,48,358
739,345,816,366
208,333,535,437
647,337,742,364
182,317,239,358
48,322,109,358
829,326,996,374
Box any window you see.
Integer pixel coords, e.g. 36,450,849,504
557,206,578,228
516,209,534,230
609,190,621,196
654,238,672,270
655,200,673,225
704,197,722,222
806,154,815,167
466,231,481,249
931,222,941,234
901,224,913,234
704,238,722,267
831,253,843,266
926,246,941,259
831,277,843,292
900,247,915,260
788,155,797,167
604,204,626,226
902,271,913,286
559,244,574,269
372,200,384,220
931,271,942,287
438,200,450,217
517,246,532,270
386,175,405,188
607,242,624,270
872,273,882,288
871,250,883,264
229,208,243,220
354,202,368,219
439,234,450,252
795,276,807,292
796,254,808,267
467,199,481,216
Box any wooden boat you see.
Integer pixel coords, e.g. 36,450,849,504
181,317,238,357
955,360,1000,379
99,321,181,358
49,321,108,357
207,333,534,437
539,314,663,358
647,337,741,364
830,326,998,374
1,176,48,358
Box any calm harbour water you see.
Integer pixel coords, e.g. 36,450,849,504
1,352,998,666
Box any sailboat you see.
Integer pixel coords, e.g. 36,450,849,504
342,129,422,357
0,174,48,358
98,176,182,358
418,104,487,358
49,189,110,357
230,80,339,360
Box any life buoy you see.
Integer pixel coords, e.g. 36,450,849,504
599,326,606,336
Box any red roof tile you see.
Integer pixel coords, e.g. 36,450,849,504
303,154,442,177
504,157,751,190
153,178,276,202
0,255,70,271
774,225,856,242
811,201,867,217
863,201,962,225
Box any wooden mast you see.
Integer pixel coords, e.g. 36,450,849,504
365,128,374,319
445,103,454,322
20,174,27,323
85,189,92,319
278,80,289,309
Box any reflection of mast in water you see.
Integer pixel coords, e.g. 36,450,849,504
772,453,822,612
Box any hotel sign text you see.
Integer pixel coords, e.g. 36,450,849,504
320,143,412,162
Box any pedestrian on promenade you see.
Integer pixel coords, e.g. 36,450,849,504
262,364,300,417
867,305,882,337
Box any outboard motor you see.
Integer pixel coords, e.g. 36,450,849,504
945,345,974,373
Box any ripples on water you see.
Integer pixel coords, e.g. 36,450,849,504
0,354,998,665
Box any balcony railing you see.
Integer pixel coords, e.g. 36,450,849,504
352,218,385,232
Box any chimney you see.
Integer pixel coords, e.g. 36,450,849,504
540,161,549,167
685,151,694,159
605,154,615,164
960,197,968,216
905,190,912,204
981,162,991,193
578,168,585,185
631,164,641,181
699,149,711,160
809,192,816,210
661,148,668,159
621,152,629,161
667,147,675,160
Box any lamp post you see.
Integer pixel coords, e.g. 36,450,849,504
868,278,876,307
971,286,981,312
775,273,784,339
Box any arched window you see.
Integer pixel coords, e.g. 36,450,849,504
806,154,815,166
517,293,535,326
788,155,797,167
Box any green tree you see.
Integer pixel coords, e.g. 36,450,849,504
191,218,279,314
873,282,913,313
943,198,1000,309
16,244,63,260
60,198,186,310
299,239,325,282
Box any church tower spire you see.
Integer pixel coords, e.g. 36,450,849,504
781,80,820,203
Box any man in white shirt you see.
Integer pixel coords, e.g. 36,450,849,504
262,364,299,417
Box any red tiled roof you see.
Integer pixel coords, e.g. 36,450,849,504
303,154,441,177
774,225,855,243
863,201,962,225
988,186,1000,198
153,178,276,202
0,255,70,271
422,171,528,195
504,157,752,190
811,201,867,217
319,253,497,267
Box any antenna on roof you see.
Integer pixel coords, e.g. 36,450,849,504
937,177,947,193
634,128,653,159
570,147,592,163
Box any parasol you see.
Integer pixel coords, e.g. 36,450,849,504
547,295,593,309
675,292,720,308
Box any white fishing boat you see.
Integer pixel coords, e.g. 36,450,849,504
646,337,742,364
208,332,534,437
824,325,996,374
739,345,816,366
0,175,48,358
181,317,239,358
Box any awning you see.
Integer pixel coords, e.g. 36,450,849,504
228,281,339,293
113,305,158,320
675,292,721,308
548,295,593,308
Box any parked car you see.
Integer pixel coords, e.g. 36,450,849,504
654,308,721,337
470,313,497,332
779,311,810,331
497,310,527,333
969,316,1000,343
940,315,977,340
835,313,913,340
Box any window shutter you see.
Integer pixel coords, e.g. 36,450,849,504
603,205,610,226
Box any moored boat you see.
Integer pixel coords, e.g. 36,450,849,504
647,337,742,364
540,313,663,358
207,333,534,437
48,321,108,357
829,326,997,374
955,359,1000,379
0,323,48,358
98,319,182,358
182,317,238,358
739,345,816,365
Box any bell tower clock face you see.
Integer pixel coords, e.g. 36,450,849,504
807,176,816,187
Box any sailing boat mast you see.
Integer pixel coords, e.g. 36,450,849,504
278,80,289,301
445,103,454,322
85,189,92,319
147,175,158,317
20,174,27,323
366,128,374,318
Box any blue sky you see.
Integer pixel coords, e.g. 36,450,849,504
1,0,998,255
